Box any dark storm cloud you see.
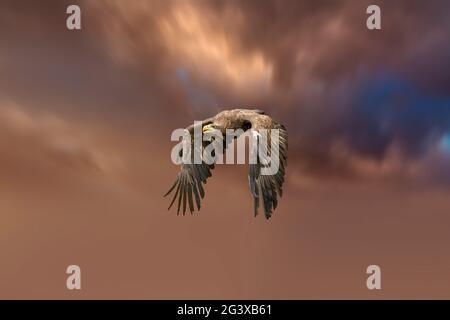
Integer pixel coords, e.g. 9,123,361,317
287,72,450,180
347,75,450,158
0,0,449,182
213,0,450,87
186,0,450,179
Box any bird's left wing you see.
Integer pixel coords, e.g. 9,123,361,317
248,119,288,219
164,120,215,215
164,158,213,215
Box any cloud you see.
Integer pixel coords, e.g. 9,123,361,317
0,101,126,190
0,0,449,185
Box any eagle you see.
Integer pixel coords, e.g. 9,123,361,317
164,109,288,219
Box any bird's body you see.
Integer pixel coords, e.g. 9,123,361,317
165,109,288,219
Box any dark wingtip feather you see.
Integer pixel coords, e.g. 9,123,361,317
192,183,201,211
164,177,179,197
168,180,181,210
176,174,185,215
182,184,187,216
187,183,194,214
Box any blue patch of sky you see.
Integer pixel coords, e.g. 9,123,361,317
441,133,450,153
350,71,450,156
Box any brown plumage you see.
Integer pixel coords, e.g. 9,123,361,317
164,109,288,219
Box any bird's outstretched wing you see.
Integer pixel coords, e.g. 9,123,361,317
247,119,288,219
164,159,213,215
164,121,215,215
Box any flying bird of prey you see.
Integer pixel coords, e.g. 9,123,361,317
164,109,288,219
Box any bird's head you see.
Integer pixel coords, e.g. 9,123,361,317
202,123,220,134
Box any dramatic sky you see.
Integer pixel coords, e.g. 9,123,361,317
0,0,449,298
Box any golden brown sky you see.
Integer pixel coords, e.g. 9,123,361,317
0,0,449,299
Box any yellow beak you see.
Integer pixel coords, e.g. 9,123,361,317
202,124,213,133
